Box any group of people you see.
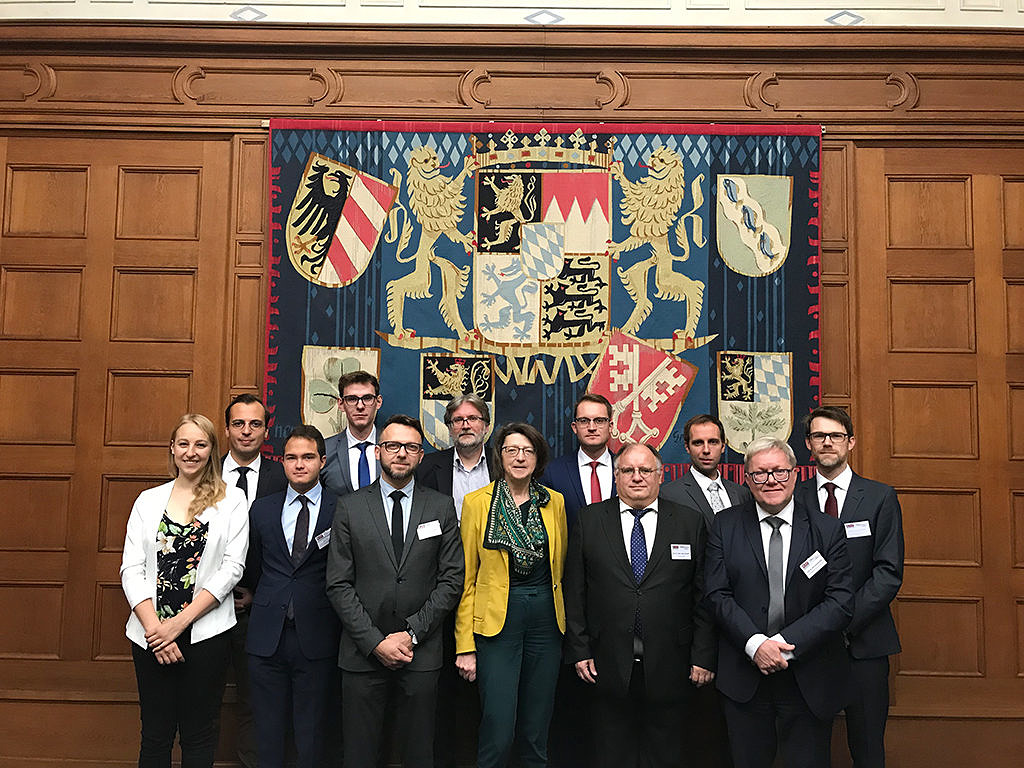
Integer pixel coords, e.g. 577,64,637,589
120,369,904,768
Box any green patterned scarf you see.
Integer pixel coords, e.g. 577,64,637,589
483,479,550,577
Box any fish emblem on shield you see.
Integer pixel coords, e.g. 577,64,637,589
717,351,793,452
716,175,793,277
287,152,398,288
420,354,495,450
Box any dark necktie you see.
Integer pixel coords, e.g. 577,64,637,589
235,466,250,498
589,461,602,503
390,490,405,560
630,507,649,583
356,442,371,488
766,516,785,635
823,482,839,518
291,495,310,566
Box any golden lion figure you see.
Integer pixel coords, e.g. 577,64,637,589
385,146,477,339
608,146,706,340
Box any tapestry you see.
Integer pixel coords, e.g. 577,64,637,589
265,120,821,470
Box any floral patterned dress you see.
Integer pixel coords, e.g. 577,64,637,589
155,512,209,620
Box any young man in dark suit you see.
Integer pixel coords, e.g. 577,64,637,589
221,393,288,768
796,407,904,768
322,370,383,497
327,415,465,768
705,437,854,768
246,425,341,768
662,413,752,526
564,442,716,768
415,394,494,768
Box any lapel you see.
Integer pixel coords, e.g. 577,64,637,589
335,430,355,492
365,482,399,571
599,500,633,579
682,472,715,522
741,503,769,579
398,483,427,572
437,449,455,496
786,503,812,587
538,489,559,575
795,477,819,515
273,495,293,564
843,473,866,520
642,503,670,580
293,493,335,569
724,478,747,506
565,455,588,511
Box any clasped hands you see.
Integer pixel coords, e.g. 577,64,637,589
374,632,414,670
145,615,187,665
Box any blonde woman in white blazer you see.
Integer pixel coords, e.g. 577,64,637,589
120,413,249,768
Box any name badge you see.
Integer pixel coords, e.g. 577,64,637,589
845,521,871,538
800,550,827,578
417,520,442,540
315,529,331,550
670,544,692,560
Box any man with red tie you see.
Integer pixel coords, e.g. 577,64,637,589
796,407,904,768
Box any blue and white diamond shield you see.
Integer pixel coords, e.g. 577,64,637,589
518,222,566,281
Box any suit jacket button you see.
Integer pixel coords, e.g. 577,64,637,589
397,577,404,583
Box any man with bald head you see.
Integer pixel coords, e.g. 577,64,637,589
704,437,853,768
564,442,716,768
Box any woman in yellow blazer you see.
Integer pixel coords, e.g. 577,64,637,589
455,422,567,768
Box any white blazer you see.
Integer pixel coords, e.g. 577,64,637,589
120,480,249,649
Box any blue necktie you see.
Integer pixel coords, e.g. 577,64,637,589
356,442,371,488
630,507,648,583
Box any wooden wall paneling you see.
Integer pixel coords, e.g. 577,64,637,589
819,140,853,409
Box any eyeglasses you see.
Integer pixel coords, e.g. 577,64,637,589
808,432,849,444
573,417,610,427
747,468,794,485
501,445,536,457
450,415,486,427
378,441,423,455
229,419,265,430
341,394,378,406
616,466,658,477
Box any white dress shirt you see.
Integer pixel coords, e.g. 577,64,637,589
282,482,322,552
618,498,658,562
346,427,378,488
578,448,614,505
744,499,796,660
814,465,853,518
222,452,262,509
380,477,414,538
689,466,727,512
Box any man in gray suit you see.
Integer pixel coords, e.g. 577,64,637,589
322,370,383,497
661,413,750,768
662,414,752,525
326,415,465,768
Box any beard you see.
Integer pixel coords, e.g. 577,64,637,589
383,461,415,484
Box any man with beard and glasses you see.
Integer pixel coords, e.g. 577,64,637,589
327,415,464,768
416,394,496,768
796,407,903,768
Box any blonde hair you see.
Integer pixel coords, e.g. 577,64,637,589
168,413,227,522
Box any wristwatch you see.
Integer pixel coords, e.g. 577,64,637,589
406,628,418,646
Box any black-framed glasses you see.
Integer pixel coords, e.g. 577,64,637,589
341,394,378,406
574,417,610,426
808,432,849,444
378,441,423,455
229,419,265,430
747,469,794,485
501,445,536,457
450,415,485,426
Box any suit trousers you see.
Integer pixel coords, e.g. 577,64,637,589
591,659,688,768
474,585,562,768
248,620,338,768
435,611,480,768
342,665,439,768
720,669,833,768
131,630,231,768
844,656,890,768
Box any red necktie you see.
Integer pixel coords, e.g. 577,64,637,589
589,460,602,503
824,482,839,518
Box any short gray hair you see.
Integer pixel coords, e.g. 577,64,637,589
444,394,491,425
744,436,796,470
614,441,663,469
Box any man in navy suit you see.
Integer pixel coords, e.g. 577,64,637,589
327,415,464,768
221,393,288,768
662,414,752,526
705,436,854,768
415,394,494,768
796,407,903,768
322,370,383,497
540,393,615,532
246,425,341,768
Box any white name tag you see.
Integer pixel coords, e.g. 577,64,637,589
800,550,827,578
671,543,692,560
845,521,871,538
417,520,442,540
315,529,331,550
